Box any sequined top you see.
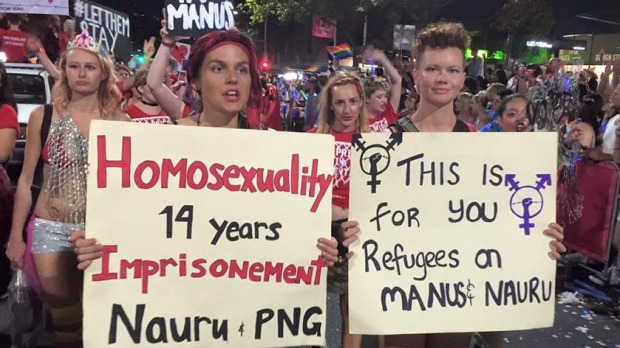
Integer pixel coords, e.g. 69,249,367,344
41,114,89,225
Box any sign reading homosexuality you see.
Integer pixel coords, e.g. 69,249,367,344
165,0,235,37
348,132,558,334
73,0,131,63
84,121,333,347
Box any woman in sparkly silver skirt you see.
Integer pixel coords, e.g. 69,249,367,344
6,30,129,347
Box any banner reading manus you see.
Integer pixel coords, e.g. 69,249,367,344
165,0,235,37
348,133,557,334
0,0,68,15
84,121,333,347
73,0,130,63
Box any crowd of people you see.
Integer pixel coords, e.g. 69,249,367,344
0,9,618,348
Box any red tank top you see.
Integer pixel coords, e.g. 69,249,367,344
124,103,191,124
308,128,355,209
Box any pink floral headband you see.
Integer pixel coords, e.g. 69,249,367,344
67,29,107,56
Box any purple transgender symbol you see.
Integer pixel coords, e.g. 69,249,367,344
505,174,552,235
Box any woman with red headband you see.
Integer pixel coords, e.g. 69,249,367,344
7,29,127,347
145,12,260,126
69,27,340,290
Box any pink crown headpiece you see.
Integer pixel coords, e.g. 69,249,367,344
67,29,107,56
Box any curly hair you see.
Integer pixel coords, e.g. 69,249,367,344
317,71,369,134
363,75,391,100
413,22,471,61
52,49,121,120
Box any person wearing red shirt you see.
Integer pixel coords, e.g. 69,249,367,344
59,19,76,56
0,103,18,157
123,68,190,123
308,71,367,348
260,77,282,130
115,63,134,106
362,47,403,132
0,61,18,298
0,15,29,63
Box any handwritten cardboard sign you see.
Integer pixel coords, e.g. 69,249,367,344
73,0,131,62
165,0,235,37
348,132,557,334
84,121,334,347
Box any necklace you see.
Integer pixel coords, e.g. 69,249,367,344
141,99,159,107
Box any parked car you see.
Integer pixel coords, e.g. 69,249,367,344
4,63,54,185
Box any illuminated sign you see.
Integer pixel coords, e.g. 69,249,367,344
465,49,506,60
527,41,553,49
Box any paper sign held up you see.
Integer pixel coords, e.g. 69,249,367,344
83,121,333,347
0,0,69,15
348,132,557,335
73,0,131,63
165,0,235,37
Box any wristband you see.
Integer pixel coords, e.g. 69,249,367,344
161,40,176,48
38,47,46,54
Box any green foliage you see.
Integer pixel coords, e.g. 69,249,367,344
240,0,455,27
240,0,341,24
492,0,555,36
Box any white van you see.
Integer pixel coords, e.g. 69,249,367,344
4,63,54,184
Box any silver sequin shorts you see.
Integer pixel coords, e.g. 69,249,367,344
32,218,83,254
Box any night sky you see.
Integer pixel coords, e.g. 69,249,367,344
102,0,619,52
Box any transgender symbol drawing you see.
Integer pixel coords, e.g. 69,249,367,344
505,173,552,236
352,133,402,193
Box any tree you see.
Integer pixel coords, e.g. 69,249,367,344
240,0,457,46
491,0,555,37
364,0,456,27
242,0,456,27
238,0,459,64
490,0,555,60
241,0,353,24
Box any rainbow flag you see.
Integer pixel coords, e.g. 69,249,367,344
306,64,327,73
327,43,353,60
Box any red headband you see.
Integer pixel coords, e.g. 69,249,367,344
207,41,251,60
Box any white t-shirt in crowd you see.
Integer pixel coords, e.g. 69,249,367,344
602,114,619,155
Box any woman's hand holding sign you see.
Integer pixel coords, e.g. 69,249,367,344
69,230,103,271
317,238,338,267
544,223,566,260
340,220,361,259
160,8,189,45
